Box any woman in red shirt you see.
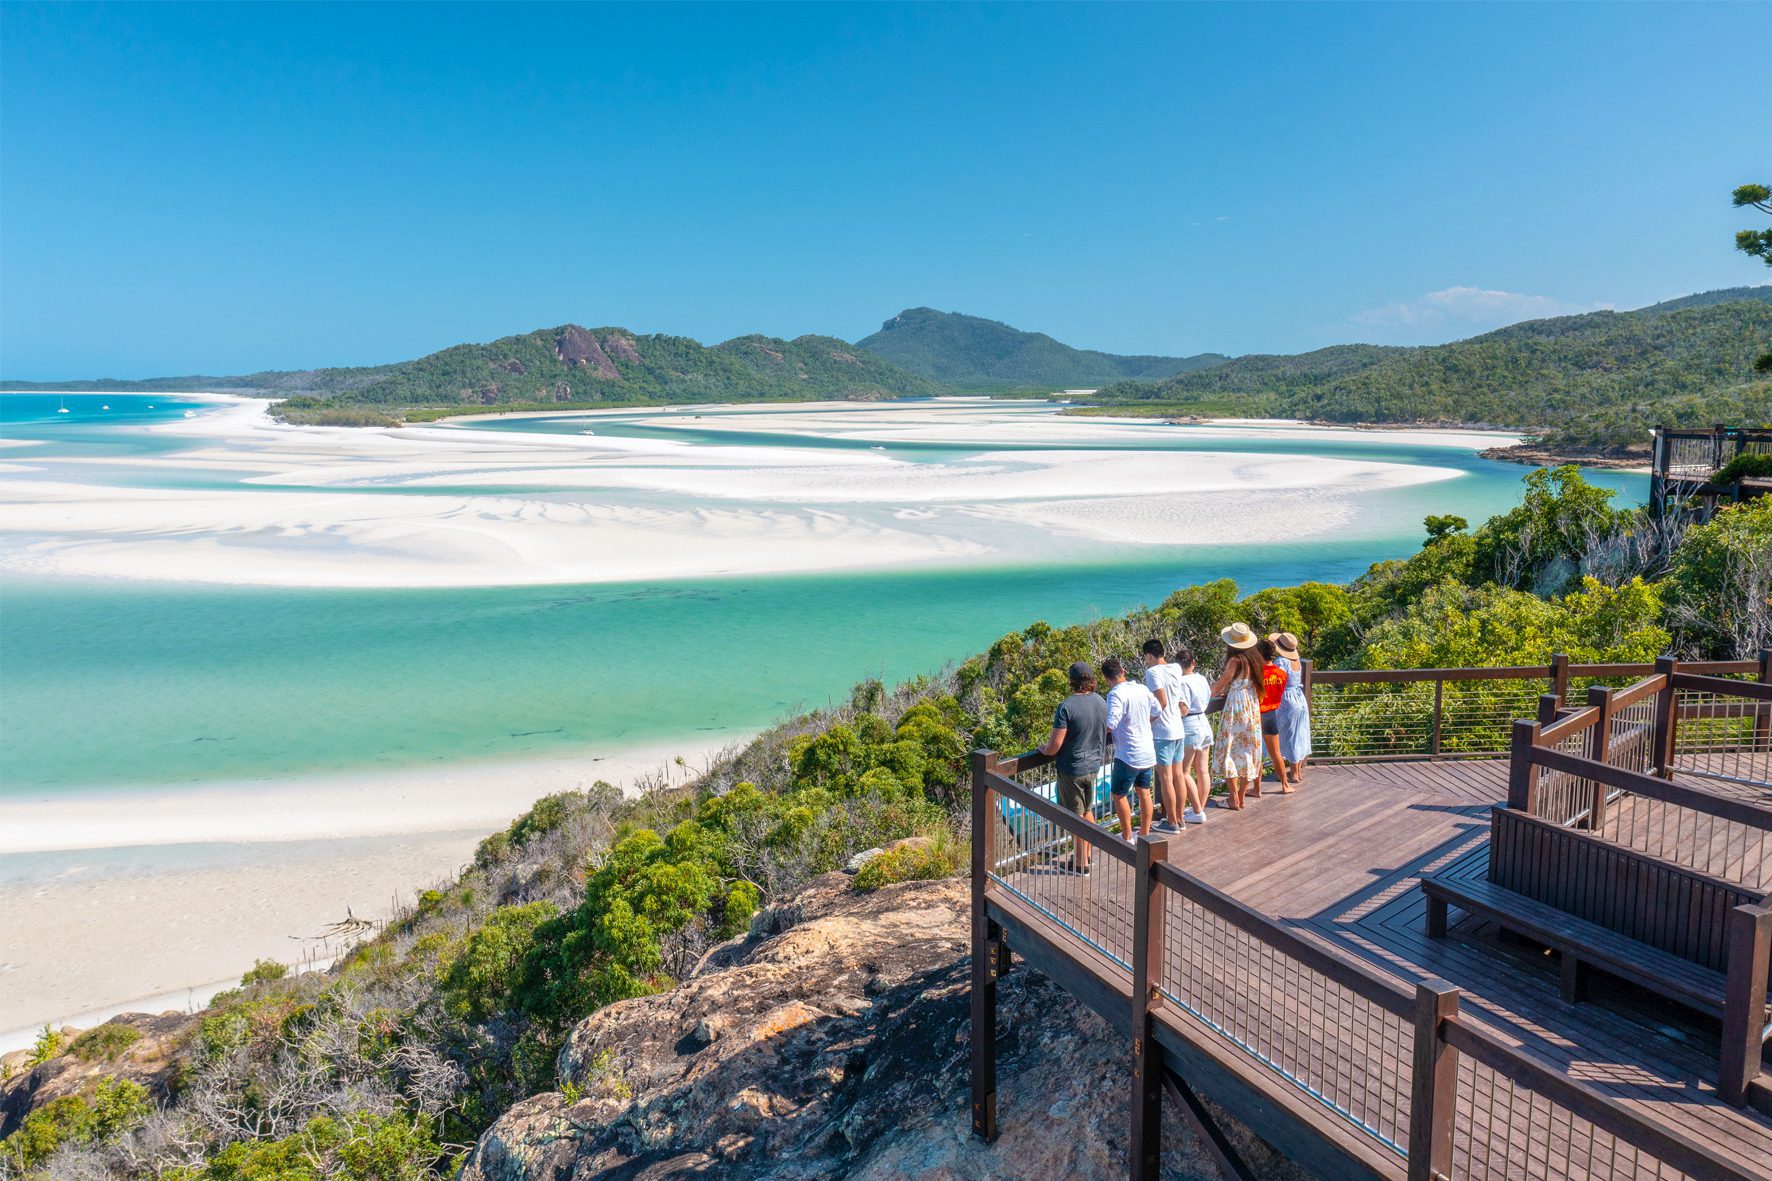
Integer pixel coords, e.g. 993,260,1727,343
1256,638,1294,795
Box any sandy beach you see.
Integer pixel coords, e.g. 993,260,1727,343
0,737,737,1040
0,397,1502,589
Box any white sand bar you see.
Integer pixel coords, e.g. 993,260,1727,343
0,398,1502,589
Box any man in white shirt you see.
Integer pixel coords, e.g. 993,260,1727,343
1142,639,1187,834
1102,656,1160,841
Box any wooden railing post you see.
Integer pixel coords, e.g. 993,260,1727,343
1649,426,1669,519
1756,648,1772,750
969,749,1002,1141
1550,652,1571,708
1508,720,1538,811
1536,693,1560,726
1430,677,1444,757
1408,980,1460,1181
1652,656,1678,779
1586,686,1615,830
1129,835,1169,1181
1719,902,1771,1107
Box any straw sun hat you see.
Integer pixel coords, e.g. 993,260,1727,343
1220,622,1258,649
1269,631,1301,656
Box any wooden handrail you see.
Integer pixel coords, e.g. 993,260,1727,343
1538,705,1602,746
1684,660,1767,677
1526,745,1772,831
1608,672,1667,710
1150,859,1414,1015
1310,660,1757,687
981,764,1137,866
1313,665,1551,684
1671,672,1772,700
1440,1018,1766,1181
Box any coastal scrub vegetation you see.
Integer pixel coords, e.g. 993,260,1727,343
7,469,1768,1180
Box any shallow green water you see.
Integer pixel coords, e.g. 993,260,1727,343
0,394,1647,795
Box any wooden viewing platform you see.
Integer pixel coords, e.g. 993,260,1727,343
969,656,1772,1181
1649,425,1772,519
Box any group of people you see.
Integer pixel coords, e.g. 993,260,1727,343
1034,623,1313,868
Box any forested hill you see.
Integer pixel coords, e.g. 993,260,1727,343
5,327,942,420
856,306,1228,389
1090,287,1772,450
256,326,943,423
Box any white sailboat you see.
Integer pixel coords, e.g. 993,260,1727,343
57,397,69,413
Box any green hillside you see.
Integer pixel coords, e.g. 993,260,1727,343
1091,288,1772,450
855,306,1227,389
271,325,940,422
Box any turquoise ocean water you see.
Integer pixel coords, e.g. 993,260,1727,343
0,395,1647,796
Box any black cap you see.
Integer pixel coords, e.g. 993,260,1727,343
1068,661,1093,681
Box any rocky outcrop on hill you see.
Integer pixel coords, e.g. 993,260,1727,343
0,1012,199,1137
554,326,623,381
461,874,1305,1181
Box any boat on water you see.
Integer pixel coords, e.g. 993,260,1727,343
580,429,597,435
57,397,69,414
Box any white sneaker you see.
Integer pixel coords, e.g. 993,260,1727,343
1183,808,1206,825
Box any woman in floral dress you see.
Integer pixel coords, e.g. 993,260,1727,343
1211,622,1265,809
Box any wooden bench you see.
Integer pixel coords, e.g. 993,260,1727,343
1422,872,1731,1014
1424,868,1772,1106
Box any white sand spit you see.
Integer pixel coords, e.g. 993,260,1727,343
0,398,1486,588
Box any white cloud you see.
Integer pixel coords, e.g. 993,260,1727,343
1351,286,1612,336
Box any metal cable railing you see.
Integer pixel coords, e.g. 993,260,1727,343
1155,879,1414,1157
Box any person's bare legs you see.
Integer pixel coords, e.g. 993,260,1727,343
1264,730,1294,793
1289,756,1307,785
1174,760,1197,819
1136,787,1156,836
1113,790,1134,841
1155,762,1181,828
1185,747,1211,815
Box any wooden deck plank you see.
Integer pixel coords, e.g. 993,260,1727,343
988,757,1772,1179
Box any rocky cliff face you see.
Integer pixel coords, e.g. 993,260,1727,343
461,874,1306,1181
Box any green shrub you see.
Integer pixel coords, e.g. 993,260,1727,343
69,1022,143,1062
0,1078,151,1173
201,1112,440,1181
27,1024,63,1065
853,835,962,892
1714,452,1772,484
436,900,559,1021
240,959,288,987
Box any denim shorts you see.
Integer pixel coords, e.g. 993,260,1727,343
1153,737,1186,766
1182,715,1213,749
1110,759,1154,796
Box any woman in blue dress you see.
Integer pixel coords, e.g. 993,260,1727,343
1269,632,1313,784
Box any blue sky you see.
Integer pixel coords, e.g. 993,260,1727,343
2,1,1767,378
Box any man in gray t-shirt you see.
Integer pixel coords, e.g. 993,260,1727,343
1034,662,1109,872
